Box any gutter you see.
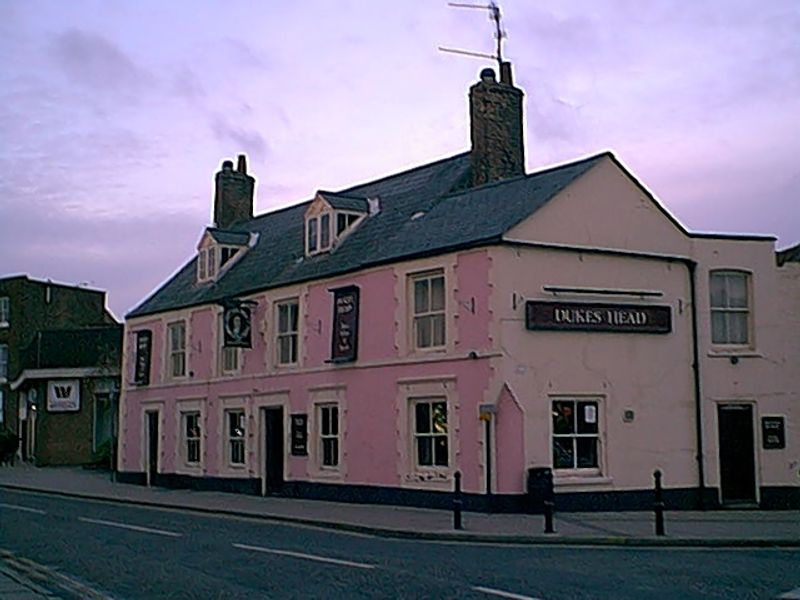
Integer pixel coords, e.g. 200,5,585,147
502,238,706,508
10,367,121,391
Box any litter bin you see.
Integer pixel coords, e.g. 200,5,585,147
527,467,554,513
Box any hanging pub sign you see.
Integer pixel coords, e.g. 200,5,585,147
290,414,308,456
221,298,257,348
761,416,785,450
47,379,80,412
134,330,152,386
526,300,672,334
330,285,360,363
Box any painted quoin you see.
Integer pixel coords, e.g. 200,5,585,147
119,63,800,511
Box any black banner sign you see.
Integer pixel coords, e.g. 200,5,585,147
331,286,360,362
762,416,785,450
291,414,308,456
526,300,672,334
222,300,256,348
134,330,152,385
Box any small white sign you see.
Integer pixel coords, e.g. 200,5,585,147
47,379,80,412
584,404,597,424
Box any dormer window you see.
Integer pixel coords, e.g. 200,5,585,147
307,212,333,256
197,228,250,284
336,213,361,236
305,192,368,258
198,247,217,282
220,247,239,267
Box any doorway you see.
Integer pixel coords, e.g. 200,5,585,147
146,411,159,486
263,407,284,495
717,404,757,505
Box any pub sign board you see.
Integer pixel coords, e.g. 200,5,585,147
222,299,256,348
331,285,360,363
47,379,80,412
526,300,672,334
761,416,785,450
291,414,308,456
134,330,152,386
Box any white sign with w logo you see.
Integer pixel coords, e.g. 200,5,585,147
47,379,80,412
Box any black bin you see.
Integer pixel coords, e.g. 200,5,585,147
527,467,554,513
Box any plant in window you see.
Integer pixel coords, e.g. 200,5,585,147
414,399,448,467
227,410,246,465
552,400,599,470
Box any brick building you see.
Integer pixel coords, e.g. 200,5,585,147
0,276,120,465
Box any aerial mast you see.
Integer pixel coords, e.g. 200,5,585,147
439,1,506,72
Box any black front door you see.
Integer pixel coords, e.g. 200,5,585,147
264,407,284,495
147,411,159,485
718,404,756,504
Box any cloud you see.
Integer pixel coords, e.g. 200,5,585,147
49,29,151,93
210,114,270,163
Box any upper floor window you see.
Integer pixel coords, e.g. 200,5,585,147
710,270,750,345
317,403,340,469
167,321,187,378
306,213,333,256
0,344,8,380
219,314,240,375
0,297,9,327
197,247,217,283
276,299,299,365
552,399,601,472
411,271,446,350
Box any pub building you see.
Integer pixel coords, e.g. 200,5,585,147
118,64,799,511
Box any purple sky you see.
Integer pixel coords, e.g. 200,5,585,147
1,0,798,319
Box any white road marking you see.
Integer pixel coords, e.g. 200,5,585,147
78,517,182,538
0,502,47,515
473,585,543,600
233,542,375,570
778,588,800,599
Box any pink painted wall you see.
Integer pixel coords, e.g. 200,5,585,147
496,385,525,493
454,250,493,352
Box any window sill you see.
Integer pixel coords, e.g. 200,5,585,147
707,348,761,358
311,468,343,480
554,475,612,487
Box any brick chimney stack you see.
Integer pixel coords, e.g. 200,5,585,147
213,154,255,228
469,62,525,187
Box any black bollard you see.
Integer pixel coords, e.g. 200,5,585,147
654,469,665,536
543,500,555,534
453,470,463,530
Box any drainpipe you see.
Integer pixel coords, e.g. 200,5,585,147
684,259,706,509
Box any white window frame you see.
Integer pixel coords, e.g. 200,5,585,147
0,344,8,381
410,397,449,469
197,247,217,283
218,313,240,376
276,298,299,366
306,212,334,256
182,411,202,465
551,398,602,474
710,270,751,346
226,409,246,466
167,321,187,378
410,270,446,351
0,297,9,327
317,403,340,469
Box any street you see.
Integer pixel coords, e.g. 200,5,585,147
1,488,798,599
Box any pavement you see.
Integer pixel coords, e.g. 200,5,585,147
1,464,798,553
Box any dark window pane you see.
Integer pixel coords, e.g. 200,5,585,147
576,437,598,468
308,218,317,251
552,401,575,434
414,279,429,314
321,407,330,435
432,314,445,346
729,313,748,344
710,274,726,307
416,316,431,348
337,213,347,235
430,276,445,311
320,214,330,248
711,312,727,343
278,305,289,333
417,438,432,466
577,402,598,434
553,438,574,469
415,403,430,433
289,303,298,330
330,407,338,435
434,436,448,466
728,274,747,308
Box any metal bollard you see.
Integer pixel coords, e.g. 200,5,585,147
654,469,665,536
453,470,463,530
543,500,555,534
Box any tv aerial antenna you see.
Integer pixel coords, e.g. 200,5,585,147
439,1,506,72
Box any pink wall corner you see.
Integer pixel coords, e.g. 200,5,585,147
496,384,525,493
242,298,268,376
161,408,177,472
190,308,214,380
305,284,330,367
456,361,492,491
121,392,142,471
455,251,492,352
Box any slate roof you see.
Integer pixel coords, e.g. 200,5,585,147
777,242,800,266
19,326,123,372
208,228,251,246
318,192,369,213
128,151,606,318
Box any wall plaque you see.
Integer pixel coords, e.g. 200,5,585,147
761,416,785,450
47,379,80,412
291,414,308,456
134,330,152,386
526,300,671,334
331,285,360,362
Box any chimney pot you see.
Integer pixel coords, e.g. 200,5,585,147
480,67,496,83
500,61,513,86
222,160,234,171
237,154,247,174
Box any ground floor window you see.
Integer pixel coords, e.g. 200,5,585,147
552,399,600,470
317,404,339,468
226,410,246,465
412,398,448,467
182,412,201,465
